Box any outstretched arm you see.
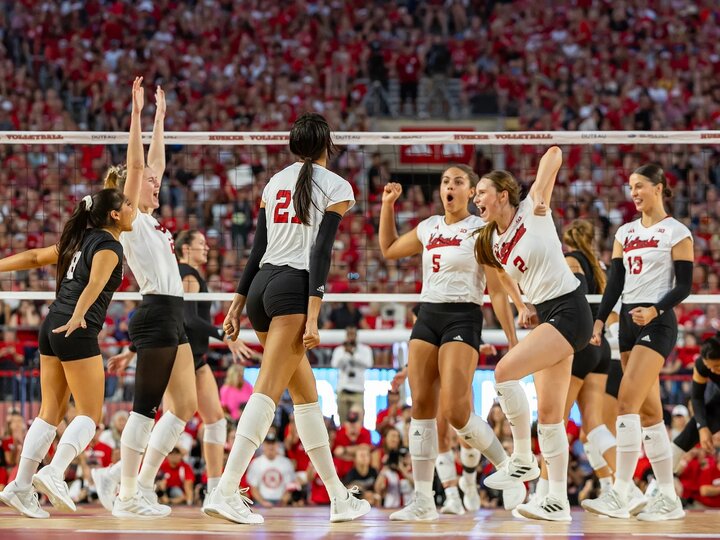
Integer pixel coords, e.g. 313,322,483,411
147,86,166,181
0,245,59,273
125,77,145,213
529,146,562,211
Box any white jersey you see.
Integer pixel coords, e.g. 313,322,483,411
492,194,579,305
120,212,184,297
260,163,355,271
416,214,486,305
615,216,692,304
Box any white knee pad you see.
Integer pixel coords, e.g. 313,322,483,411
236,393,276,448
583,441,608,471
293,402,329,452
616,414,642,453
495,380,529,422
147,411,186,456
642,422,672,463
121,412,155,453
435,451,457,484
203,419,228,446
409,418,439,461
456,413,496,451
587,424,616,456
460,446,481,469
60,415,97,454
21,418,57,463
538,422,567,459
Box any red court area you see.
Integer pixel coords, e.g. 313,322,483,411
0,506,716,540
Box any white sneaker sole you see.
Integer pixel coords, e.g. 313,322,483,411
484,465,540,490
202,504,263,524
112,509,168,519
330,501,372,523
32,474,76,512
0,491,48,519
628,497,648,516
580,500,630,519
389,512,439,522
636,508,686,522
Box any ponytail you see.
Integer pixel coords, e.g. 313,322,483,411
293,158,314,226
564,219,606,293
56,189,125,291
56,200,92,292
474,223,501,269
104,165,128,191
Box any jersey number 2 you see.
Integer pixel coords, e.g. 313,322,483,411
628,256,643,274
273,190,301,224
513,256,528,273
66,251,82,280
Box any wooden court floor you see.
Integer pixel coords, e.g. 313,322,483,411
0,505,717,540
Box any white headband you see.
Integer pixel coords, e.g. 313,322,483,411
82,195,93,210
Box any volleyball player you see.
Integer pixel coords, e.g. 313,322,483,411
582,164,692,521
203,113,370,525
524,220,618,512
93,230,253,513
379,166,526,522
100,84,200,518
0,78,143,518
671,335,720,470
473,146,593,522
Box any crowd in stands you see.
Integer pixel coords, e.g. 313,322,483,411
0,0,719,512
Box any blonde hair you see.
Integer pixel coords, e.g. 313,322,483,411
474,170,521,269
104,165,127,191
224,364,246,389
563,219,606,293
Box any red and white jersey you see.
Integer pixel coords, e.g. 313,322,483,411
492,194,579,304
120,212,184,297
615,216,692,304
260,163,355,272
416,214,485,305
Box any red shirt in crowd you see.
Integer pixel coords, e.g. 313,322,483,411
160,459,195,490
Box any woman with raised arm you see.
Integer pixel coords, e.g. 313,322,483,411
94,84,200,519
0,78,143,519
473,147,594,522
378,165,525,522
582,164,692,522
203,113,370,525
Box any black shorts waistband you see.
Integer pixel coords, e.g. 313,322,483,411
535,286,583,311
419,302,481,313
142,294,184,307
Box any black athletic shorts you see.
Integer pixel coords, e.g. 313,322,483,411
673,394,720,452
194,354,207,371
38,311,102,361
129,295,188,350
618,303,677,358
572,334,611,379
246,264,308,333
535,286,593,353
605,359,623,398
410,303,483,350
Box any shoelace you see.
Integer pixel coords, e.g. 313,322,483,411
345,486,365,508
644,493,672,514
599,490,624,509
22,490,42,511
230,487,255,510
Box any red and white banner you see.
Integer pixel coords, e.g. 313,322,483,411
0,131,718,145
398,126,476,164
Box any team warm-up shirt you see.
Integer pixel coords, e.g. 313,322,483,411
51,228,123,330
120,212,184,297
416,214,485,305
615,216,692,304
260,163,355,271
492,194,579,304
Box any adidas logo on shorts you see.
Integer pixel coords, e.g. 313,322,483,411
641,335,651,342
453,335,464,342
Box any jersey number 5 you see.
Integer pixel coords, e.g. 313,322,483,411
432,253,441,273
273,190,301,224
66,251,82,280
628,255,643,274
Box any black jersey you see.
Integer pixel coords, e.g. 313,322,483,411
567,250,601,318
179,262,221,357
51,228,123,330
696,354,720,387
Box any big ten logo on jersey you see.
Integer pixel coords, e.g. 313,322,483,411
495,223,528,273
154,224,175,254
66,251,82,279
273,190,301,224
